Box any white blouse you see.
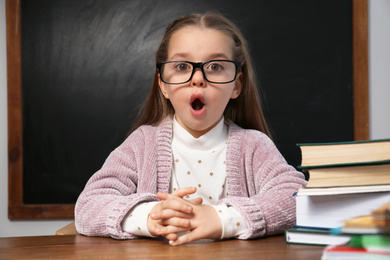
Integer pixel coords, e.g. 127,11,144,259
121,117,248,239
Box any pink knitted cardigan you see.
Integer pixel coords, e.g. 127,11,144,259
75,116,307,240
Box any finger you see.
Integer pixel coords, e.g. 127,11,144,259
156,194,193,214
155,225,191,236
150,209,193,220
188,197,203,205
158,192,187,201
165,233,178,242
171,187,197,197
169,230,201,246
159,217,191,228
156,192,169,200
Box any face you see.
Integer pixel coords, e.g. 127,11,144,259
159,26,242,138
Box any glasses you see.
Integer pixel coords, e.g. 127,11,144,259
156,60,242,84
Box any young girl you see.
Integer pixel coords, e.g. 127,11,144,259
75,12,307,246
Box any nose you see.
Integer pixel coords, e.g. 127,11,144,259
191,68,205,87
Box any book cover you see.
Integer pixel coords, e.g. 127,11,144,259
285,227,351,246
302,164,390,188
296,138,390,168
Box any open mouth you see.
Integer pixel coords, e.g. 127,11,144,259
190,94,206,117
191,98,204,111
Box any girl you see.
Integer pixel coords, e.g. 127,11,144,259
75,12,307,246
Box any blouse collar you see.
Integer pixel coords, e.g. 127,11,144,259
172,116,228,152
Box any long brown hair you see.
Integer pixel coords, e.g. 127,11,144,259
131,12,271,138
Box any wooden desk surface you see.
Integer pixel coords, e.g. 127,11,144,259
0,234,324,259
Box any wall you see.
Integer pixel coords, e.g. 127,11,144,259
1,0,389,237
369,0,390,139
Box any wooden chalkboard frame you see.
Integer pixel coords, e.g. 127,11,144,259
6,0,369,219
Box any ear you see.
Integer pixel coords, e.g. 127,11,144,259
230,72,243,99
158,74,170,99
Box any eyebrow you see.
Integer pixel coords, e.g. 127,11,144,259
168,52,231,61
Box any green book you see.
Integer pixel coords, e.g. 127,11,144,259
296,138,390,169
348,234,390,250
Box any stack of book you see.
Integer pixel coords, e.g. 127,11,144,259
321,202,390,259
285,139,390,246
298,138,390,188
322,240,390,260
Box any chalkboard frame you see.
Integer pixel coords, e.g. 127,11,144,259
7,0,368,219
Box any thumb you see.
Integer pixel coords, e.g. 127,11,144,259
169,229,202,246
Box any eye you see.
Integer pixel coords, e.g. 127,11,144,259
175,63,191,72
206,62,223,71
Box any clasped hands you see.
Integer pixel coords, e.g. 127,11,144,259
147,187,222,246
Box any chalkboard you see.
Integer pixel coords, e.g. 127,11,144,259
7,0,368,218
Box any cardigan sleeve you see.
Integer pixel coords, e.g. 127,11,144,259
217,128,307,239
74,127,160,240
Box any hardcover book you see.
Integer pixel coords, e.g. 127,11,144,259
285,227,351,246
297,139,390,168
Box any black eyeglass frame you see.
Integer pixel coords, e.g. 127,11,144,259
156,60,242,84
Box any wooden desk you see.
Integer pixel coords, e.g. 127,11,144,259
0,234,324,259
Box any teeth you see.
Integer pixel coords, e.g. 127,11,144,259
192,99,204,110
